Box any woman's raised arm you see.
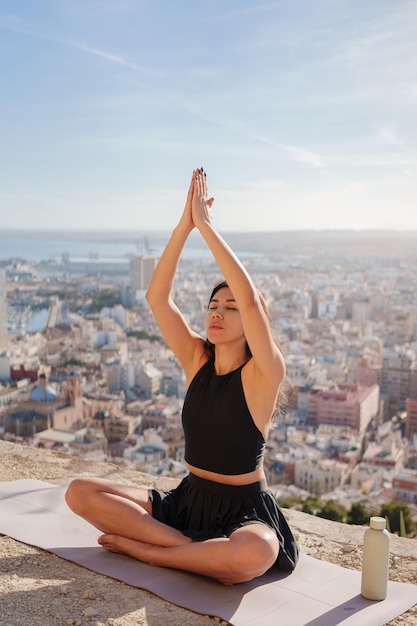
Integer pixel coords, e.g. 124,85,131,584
191,169,285,384
146,172,205,374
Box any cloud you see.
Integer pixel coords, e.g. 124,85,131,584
250,133,323,167
213,172,417,232
376,127,405,148
75,44,138,70
0,15,139,71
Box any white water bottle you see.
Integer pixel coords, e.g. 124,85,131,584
361,516,390,600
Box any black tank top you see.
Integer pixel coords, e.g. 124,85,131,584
182,359,265,475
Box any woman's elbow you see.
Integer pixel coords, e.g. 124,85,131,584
145,285,159,307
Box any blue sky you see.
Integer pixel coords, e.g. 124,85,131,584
1,0,416,232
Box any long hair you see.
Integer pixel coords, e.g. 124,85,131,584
204,280,289,417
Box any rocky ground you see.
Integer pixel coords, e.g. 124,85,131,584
0,441,416,626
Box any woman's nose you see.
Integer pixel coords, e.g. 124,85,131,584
211,309,223,318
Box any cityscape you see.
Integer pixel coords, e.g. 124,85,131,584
0,228,416,534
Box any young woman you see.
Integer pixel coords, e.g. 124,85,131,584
65,169,298,585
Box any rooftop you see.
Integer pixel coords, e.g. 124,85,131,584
0,440,416,626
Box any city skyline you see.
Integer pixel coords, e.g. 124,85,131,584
1,1,416,232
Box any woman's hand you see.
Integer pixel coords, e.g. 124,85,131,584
177,170,197,232
192,167,214,229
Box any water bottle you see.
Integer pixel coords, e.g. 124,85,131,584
361,516,390,600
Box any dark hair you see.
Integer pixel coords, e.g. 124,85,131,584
204,279,289,418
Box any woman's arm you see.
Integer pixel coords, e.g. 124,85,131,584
146,172,205,375
192,170,285,385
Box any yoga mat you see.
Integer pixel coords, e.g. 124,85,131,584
1,479,416,626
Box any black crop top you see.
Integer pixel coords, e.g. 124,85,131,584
182,359,265,475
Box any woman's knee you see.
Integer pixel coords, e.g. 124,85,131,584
228,526,279,582
65,477,98,514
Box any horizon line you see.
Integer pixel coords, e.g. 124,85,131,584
1,227,416,235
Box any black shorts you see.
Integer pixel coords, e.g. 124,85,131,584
149,473,299,571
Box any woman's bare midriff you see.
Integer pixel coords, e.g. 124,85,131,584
185,461,266,485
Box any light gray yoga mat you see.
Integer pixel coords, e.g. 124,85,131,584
1,479,416,626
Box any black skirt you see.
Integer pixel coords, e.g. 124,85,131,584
149,473,299,572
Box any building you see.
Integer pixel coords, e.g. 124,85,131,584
83,392,125,418
122,429,167,468
0,270,7,354
294,458,350,495
381,348,416,413
105,413,143,444
4,409,50,438
4,372,89,437
306,384,379,435
135,363,162,398
356,358,382,388
350,463,385,493
362,441,405,474
102,357,124,393
285,355,327,387
130,255,157,292
392,469,417,505
405,397,417,441
352,299,371,325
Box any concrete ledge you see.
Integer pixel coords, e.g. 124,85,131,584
1,440,416,626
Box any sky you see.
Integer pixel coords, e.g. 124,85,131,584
0,0,416,232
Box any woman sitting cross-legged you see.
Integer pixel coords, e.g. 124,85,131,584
65,168,299,585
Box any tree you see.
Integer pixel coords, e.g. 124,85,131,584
347,502,371,525
379,501,414,536
89,288,121,313
302,497,321,515
317,501,347,523
276,495,303,509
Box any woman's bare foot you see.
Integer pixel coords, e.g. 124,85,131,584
98,533,157,564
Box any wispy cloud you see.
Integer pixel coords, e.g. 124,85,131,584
250,133,323,167
75,44,138,70
0,15,138,70
376,127,407,149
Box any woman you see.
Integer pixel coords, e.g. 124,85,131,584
65,168,299,585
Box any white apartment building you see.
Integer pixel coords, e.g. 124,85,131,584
294,457,350,495
135,363,162,398
130,255,157,291
285,354,327,387
350,463,385,492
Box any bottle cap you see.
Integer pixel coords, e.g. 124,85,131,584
370,516,386,530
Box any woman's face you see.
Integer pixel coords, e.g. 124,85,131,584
205,286,245,347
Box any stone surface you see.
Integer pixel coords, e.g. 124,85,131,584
0,440,416,625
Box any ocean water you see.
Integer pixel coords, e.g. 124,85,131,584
0,230,269,267
25,309,49,333
0,236,142,262
0,232,218,263
2,232,219,335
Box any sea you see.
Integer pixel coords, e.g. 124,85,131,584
0,231,216,264
0,230,241,334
